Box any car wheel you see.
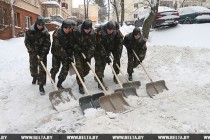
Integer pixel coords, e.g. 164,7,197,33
184,19,191,24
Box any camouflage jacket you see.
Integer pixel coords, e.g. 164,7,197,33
51,27,75,59
24,24,51,56
95,24,123,58
123,32,147,59
73,25,96,59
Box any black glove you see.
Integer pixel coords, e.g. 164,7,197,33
68,57,74,63
75,46,82,53
39,55,45,61
84,57,91,62
105,56,111,64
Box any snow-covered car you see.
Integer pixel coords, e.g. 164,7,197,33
135,6,180,28
178,6,210,24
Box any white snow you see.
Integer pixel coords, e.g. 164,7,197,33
0,23,210,133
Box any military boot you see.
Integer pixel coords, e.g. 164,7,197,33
32,77,37,85
39,85,45,95
79,84,85,94
128,74,133,81
98,78,108,90
57,80,64,90
113,75,118,84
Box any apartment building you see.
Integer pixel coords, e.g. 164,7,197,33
73,4,99,24
122,0,148,25
0,0,72,39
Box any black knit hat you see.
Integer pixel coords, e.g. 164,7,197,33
35,15,45,25
82,19,92,29
133,27,141,35
106,21,116,30
62,19,76,28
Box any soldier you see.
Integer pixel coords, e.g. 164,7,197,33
50,19,76,89
94,21,123,89
123,27,147,81
73,19,95,94
24,15,51,95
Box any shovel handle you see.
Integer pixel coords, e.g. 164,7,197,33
132,50,153,83
109,64,123,88
37,55,58,90
110,55,129,83
71,62,90,95
81,53,109,95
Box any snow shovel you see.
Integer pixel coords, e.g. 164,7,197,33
110,55,141,89
80,53,105,108
132,50,169,97
71,62,95,113
81,53,129,113
37,56,74,111
109,63,138,97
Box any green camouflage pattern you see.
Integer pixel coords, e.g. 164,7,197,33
123,32,147,74
94,24,123,78
24,24,51,85
73,25,96,84
50,27,75,82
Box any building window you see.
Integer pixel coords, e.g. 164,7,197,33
25,16,31,28
14,12,20,27
134,3,138,8
134,14,138,18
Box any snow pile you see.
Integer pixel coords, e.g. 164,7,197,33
0,24,210,133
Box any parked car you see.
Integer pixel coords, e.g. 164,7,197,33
135,6,180,28
178,6,210,24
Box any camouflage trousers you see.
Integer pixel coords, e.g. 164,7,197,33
29,53,47,86
94,52,120,79
127,49,143,74
75,54,90,85
50,55,70,82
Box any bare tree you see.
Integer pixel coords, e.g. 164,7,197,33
83,0,91,19
138,0,159,39
110,0,120,23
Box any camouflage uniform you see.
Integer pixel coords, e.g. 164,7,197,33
94,21,123,84
50,20,75,88
24,16,51,93
123,28,147,76
73,19,95,93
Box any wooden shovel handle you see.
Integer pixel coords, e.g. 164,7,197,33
81,53,109,95
132,50,153,83
37,55,58,90
109,64,123,88
71,62,90,95
110,55,129,82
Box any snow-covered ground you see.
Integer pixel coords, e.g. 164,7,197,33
0,24,210,133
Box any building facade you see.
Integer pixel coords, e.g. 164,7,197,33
0,0,72,39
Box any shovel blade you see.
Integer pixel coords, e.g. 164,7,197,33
122,81,141,89
49,88,73,111
115,87,138,97
110,91,130,113
146,80,168,98
79,95,95,113
91,92,105,108
99,95,116,113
